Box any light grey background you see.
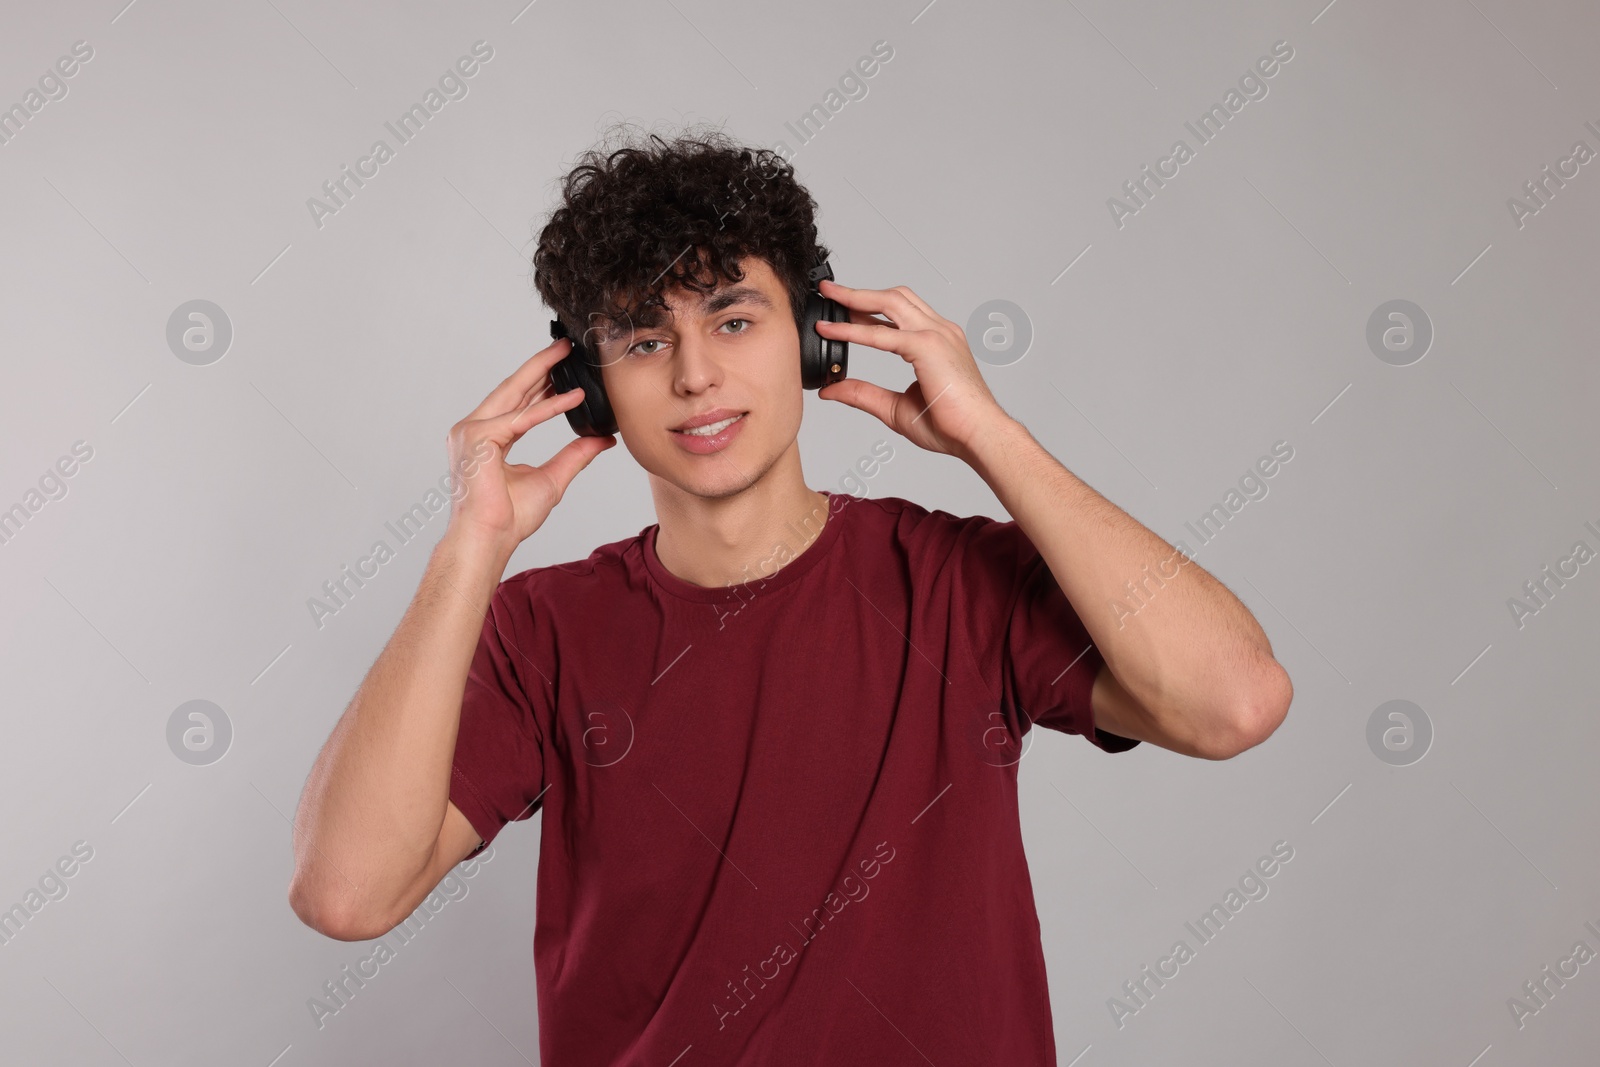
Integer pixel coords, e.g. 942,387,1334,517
3,0,1597,1064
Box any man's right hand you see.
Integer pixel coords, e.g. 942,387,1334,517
445,336,616,559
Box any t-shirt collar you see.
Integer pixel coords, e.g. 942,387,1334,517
640,490,854,603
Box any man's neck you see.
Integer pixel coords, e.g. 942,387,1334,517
650,470,830,589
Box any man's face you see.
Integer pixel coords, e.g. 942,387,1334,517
593,255,804,501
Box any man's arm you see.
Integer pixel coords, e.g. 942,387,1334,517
966,417,1292,760
809,279,1292,761
287,337,614,940
288,533,505,941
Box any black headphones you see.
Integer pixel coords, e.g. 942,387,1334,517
547,259,850,437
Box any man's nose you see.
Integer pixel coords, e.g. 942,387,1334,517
673,330,721,392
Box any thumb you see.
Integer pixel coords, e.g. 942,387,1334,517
539,433,616,495
819,380,902,428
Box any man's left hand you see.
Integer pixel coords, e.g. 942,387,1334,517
814,280,1014,464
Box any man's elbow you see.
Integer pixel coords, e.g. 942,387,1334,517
288,875,388,943
1214,663,1294,759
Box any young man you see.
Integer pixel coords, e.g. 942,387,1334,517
289,128,1292,1064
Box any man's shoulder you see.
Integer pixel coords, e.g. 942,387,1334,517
494,526,648,599
835,494,1028,585
850,492,1008,544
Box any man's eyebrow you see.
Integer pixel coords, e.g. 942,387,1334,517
599,285,777,344
698,285,776,316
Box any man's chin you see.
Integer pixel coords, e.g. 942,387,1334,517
682,475,759,501
656,457,765,501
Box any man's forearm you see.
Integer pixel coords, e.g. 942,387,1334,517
963,416,1283,739
289,530,509,934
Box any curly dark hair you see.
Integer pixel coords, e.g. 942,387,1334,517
532,122,829,352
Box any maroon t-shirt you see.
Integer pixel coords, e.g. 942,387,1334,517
449,490,1139,1065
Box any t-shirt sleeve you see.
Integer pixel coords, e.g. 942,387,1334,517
955,514,1141,754
449,578,550,857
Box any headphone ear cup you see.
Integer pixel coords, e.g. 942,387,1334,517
800,293,849,390
549,322,619,437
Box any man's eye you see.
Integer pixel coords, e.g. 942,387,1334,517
626,321,745,357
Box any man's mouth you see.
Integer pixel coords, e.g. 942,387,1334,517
672,413,746,437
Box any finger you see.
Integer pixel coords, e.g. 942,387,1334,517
818,379,904,428
885,285,942,323
479,380,589,453
846,308,896,328
536,432,617,496
838,281,960,338
889,285,963,341
468,337,575,422
814,318,923,359
819,279,937,330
